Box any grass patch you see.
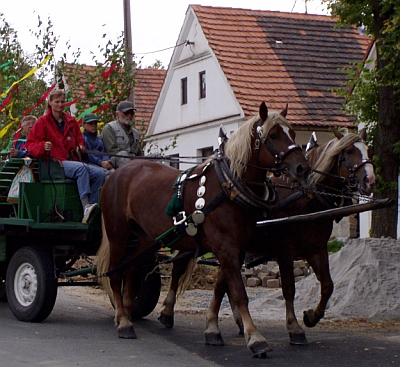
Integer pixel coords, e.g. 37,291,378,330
327,239,344,253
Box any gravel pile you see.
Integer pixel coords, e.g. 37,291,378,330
237,238,400,321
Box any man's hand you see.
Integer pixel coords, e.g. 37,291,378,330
8,148,18,158
44,141,52,151
101,160,113,170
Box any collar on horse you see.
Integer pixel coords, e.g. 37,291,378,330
213,152,277,217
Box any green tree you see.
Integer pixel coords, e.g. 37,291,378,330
324,0,400,238
56,31,137,126
0,14,57,150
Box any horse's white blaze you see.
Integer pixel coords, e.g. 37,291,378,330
355,142,375,182
281,125,295,143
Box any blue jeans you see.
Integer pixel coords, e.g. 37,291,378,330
62,161,105,204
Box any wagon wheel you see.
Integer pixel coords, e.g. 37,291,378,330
6,246,58,322
130,262,161,319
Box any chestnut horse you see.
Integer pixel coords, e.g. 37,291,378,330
96,102,310,357
159,127,376,348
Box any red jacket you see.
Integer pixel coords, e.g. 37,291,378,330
26,110,85,162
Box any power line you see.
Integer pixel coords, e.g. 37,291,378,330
134,41,187,56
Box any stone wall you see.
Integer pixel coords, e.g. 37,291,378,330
242,260,313,288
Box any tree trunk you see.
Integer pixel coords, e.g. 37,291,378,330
370,1,400,238
370,85,400,238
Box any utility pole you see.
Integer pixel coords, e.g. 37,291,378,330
123,0,134,104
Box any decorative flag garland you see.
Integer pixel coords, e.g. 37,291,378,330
22,82,57,116
0,54,52,98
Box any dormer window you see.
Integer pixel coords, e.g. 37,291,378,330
199,71,206,99
181,77,188,105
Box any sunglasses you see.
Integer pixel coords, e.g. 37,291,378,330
120,109,135,115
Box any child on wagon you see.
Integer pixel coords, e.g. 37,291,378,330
82,113,115,179
8,115,37,158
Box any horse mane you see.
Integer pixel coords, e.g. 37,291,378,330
309,133,362,184
224,111,292,178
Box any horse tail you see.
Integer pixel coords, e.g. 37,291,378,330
96,216,113,301
177,257,196,297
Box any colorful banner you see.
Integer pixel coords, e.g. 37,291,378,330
0,60,13,71
0,54,52,98
22,82,57,116
0,85,18,111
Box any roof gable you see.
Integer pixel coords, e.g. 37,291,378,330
191,5,371,128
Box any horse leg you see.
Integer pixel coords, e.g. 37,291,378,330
218,258,270,357
303,251,334,328
109,272,137,339
159,255,193,328
122,269,135,321
204,268,228,346
279,256,308,345
227,286,244,335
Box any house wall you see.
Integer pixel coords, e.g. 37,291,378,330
150,11,243,136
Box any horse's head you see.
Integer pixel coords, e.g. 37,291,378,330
309,127,376,196
256,102,310,184
224,102,310,185
332,127,376,195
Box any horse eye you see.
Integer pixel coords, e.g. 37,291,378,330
269,133,277,140
345,149,354,155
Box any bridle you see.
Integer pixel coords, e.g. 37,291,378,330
253,119,303,176
337,143,375,190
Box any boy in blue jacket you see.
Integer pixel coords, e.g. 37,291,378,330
82,113,115,179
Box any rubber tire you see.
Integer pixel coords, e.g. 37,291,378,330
6,246,58,322
131,263,161,319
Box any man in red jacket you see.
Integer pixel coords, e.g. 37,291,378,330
26,89,105,223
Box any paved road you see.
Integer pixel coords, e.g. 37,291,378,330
1,289,399,366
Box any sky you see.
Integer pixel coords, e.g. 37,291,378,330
1,0,329,68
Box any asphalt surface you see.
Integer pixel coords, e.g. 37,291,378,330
0,289,399,366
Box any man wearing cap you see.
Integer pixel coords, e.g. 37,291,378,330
82,113,115,179
101,101,142,168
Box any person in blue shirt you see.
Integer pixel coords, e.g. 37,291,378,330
8,115,37,158
82,113,115,179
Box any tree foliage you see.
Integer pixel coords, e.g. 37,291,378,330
0,14,56,149
56,31,137,127
323,0,400,238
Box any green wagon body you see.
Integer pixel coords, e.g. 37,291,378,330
0,158,160,322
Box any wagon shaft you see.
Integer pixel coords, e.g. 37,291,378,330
256,198,393,227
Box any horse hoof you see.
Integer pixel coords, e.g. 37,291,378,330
158,314,174,329
289,332,308,345
118,326,137,339
252,351,268,359
303,310,318,328
205,332,225,346
249,340,272,357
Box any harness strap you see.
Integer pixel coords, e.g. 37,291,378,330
103,190,227,277
214,154,276,214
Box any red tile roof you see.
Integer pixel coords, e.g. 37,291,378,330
133,68,166,129
192,6,371,129
63,63,166,131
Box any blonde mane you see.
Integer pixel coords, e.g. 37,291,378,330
309,133,363,184
224,111,292,178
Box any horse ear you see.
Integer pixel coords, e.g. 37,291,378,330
280,103,288,117
359,128,367,141
331,126,343,140
259,102,268,121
